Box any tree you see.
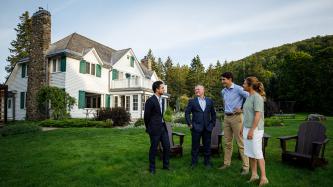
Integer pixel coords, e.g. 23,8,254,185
37,86,76,120
164,56,173,85
146,49,164,80
6,11,31,76
186,55,205,96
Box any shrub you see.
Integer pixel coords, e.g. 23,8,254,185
37,86,76,120
264,118,284,127
38,118,108,128
95,108,112,121
174,116,187,124
96,107,130,126
0,124,42,136
111,107,131,126
134,118,145,127
164,107,173,122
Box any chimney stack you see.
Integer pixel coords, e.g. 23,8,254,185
26,7,51,120
141,56,152,70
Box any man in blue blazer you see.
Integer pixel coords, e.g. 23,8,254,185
144,81,170,174
185,85,216,168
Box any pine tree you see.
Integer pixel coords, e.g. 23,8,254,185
186,55,205,96
146,49,164,80
6,11,31,76
164,56,173,85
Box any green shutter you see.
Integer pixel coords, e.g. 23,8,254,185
130,56,134,67
21,63,26,78
106,94,110,108
20,92,25,109
60,56,66,72
80,60,86,74
112,69,119,80
96,64,101,77
78,90,86,109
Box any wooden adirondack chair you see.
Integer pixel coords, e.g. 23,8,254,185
200,119,224,156
158,123,185,158
277,121,329,169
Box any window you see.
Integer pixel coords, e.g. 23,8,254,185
142,95,150,111
130,56,134,67
20,92,26,109
57,59,61,72
51,58,64,73
86,62,90,74
7,99,11,109
133,95,138,111
91,64,96,75
126,96,130,111
52,59,57,72
114,96,118,107
141,95,145,111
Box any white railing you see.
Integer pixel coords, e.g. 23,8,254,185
111,78,167,92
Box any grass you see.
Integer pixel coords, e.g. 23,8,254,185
0,114,332,187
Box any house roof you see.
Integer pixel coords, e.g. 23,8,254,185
110,48,131,65
139,63,154,78
47,32,116,63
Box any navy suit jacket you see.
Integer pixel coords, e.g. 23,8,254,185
144,95,166,136
185,97,216,132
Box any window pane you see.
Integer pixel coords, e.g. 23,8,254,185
86,62,90,74
114,96,118,107
57,58,61,72
126,96,130,111
52,59,57,72
91,64,96,75
133,95,138,111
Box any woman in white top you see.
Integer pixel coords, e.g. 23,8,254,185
241,76,269,186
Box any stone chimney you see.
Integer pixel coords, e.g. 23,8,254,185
141,56,152,70
26,7,51,120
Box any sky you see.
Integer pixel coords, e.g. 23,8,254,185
1,0,333,83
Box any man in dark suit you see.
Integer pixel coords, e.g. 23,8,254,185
144,81,170,174
185,85,216,168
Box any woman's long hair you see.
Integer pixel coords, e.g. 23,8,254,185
245,76,266,101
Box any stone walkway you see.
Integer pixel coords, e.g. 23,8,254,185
41,127,59,131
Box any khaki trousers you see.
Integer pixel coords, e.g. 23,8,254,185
223,114,249,170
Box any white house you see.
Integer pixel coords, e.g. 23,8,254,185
5,32,168,120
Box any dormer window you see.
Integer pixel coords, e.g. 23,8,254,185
50,57,66,73
130,56,134,67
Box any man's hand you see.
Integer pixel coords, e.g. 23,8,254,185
234,108,242,114
247,129,254,140
189,124,193,129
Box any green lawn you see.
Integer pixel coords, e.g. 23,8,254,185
0,114,332,187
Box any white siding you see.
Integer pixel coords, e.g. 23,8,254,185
50,72,65,88
65,50,110,118
5,63,27,120
112,51,144,79
49,58,65,88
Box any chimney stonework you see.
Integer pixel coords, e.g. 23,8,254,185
26,8,51,120
141,56,152,70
